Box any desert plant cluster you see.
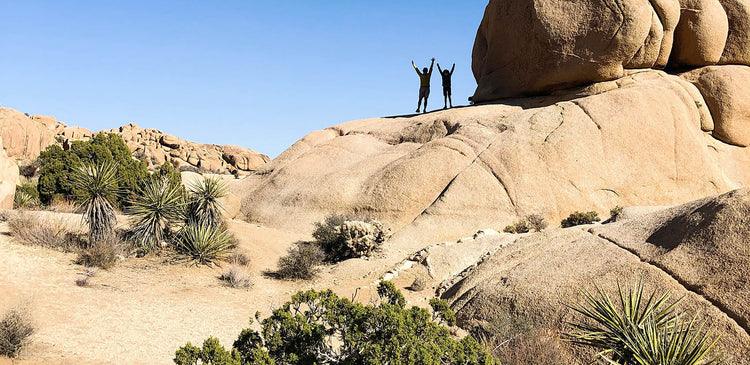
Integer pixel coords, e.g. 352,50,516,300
174,282,498,365
561,211,601,228
503,214,548,234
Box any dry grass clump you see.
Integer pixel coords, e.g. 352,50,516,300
409,275,427,292
228,250,250,267
491,329,574,365
7,211,80,251
75,267,97,287
219,265,252,289
75,276,90,287
76,236,127,269
0,306,36,358
47,197,76,213
524,214,548,232
275,242,325,280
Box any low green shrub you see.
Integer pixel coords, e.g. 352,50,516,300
175,223,234,265
275,242,324,280
174,282,498,365
609,205,624,222
503,220,529,234
560,211,600,228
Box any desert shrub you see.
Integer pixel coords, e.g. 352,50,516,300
36,134,149,206
491,329,573,365
18,164,37,178
13,182,40,209
409,275,427,292
220,265,253,289
566,282,719,365
75,276,90,287
127,177,184,253
275,242,324,280
47,196,76,213
229,251,250,267
175,283,498,365
7,212,79,251
0,307,36,358
175,223,234,265
560,211,601,228
152,161,182,187
185,176,227,229
312,214,391,261
609,205,624,222
76,235,126,269
525,214,548,232
503,220,529,234
71,161,119,246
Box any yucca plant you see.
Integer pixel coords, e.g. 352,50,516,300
13,191,38,209
175,222,234,265
566,282,719,365
127,177,185,253
185,176,226,228
71,161,119,246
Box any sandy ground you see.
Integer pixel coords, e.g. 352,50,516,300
0,212,453,365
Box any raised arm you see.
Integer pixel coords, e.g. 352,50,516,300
450,63,455,75
412,60,421,75
429,58,435,74
437,63,443,74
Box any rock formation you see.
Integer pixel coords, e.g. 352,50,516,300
0,136,20,209
233,68,750,244
0,107,269,174
471,0,750,102
441,189,750,363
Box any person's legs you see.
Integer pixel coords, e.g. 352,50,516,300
448,89,453,108
443,88,448,109
423,88,430,113
417,97,422,113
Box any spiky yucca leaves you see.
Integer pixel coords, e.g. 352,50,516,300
127,177,185,253
566,282,718,365
186,176,227,228
176,223,234,265
13,191,38,209
71,161,119,246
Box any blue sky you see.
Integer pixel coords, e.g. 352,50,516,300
2,1,488,157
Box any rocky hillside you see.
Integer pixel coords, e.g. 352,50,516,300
0,107,269,174
441,189,750,363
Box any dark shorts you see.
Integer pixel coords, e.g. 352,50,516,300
443,86,452,96
419,86,430,99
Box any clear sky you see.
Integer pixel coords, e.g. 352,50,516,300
2,1,489,157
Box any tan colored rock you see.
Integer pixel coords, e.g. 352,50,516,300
219,193,241,219
159,134,180,149
199,157,223,172
0,108,57,163
31,115,57,130
681,65,750,146
61,126,92,140
471,0,653,101
718,0,750,64
221,145,269,171
670,0,729,67
0,136,19,209
233,69,750,245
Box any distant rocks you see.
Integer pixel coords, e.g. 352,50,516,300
0,107,270,175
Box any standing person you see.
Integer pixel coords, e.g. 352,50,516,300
437,63,455,109
412,58,434,113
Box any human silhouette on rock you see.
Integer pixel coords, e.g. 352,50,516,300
437,63,455,109
412,58,434,113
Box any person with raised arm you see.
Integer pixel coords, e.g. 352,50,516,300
437,62,455,109
412,58,434,113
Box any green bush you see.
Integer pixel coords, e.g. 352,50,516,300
127,177,185,254
175,283,498,365
13,182,40,209
36,133,149,206
275,242,324,280
566,282,719,365
312,214,391,262
503,220,529,234
609,205,624,222
175,223,234,265
560,211,600,228
525,214,548,232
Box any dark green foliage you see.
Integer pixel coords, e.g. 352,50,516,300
127,177,185,253
566,282,719,365
71,162,119,245
560,211,601,228
311,213,356,261
377,280,406,308
175,222,234,265
429,298,457,326
152,162,182,187
35,133,148,206
174,337,241,365
176,283,498,365
275,242,324,280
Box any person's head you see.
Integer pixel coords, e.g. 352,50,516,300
423,67,428,73
443,70,450,76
